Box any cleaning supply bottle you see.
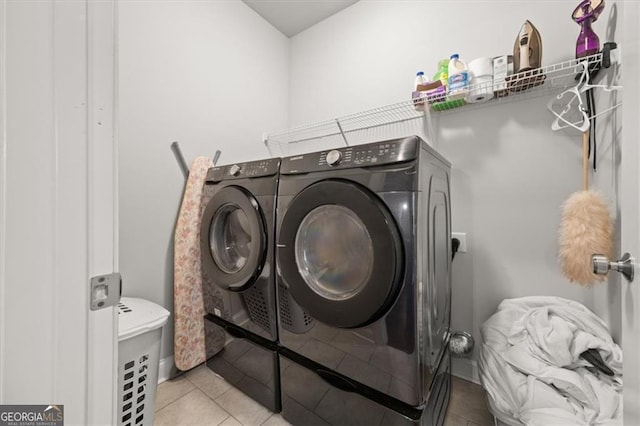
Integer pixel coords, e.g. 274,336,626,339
414,71,428,90
431,59,464,111
429,60,448,103
412,71,429,111
447,53,469,101
434,59,449,85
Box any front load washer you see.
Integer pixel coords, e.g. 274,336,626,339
200,157,281,412
275,136,451,425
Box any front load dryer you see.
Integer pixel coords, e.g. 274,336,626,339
200,157,281,412
275,136,452,425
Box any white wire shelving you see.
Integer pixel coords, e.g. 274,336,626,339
264,53,605,156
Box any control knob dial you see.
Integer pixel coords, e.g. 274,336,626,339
326,150,342,166
229,164,241,176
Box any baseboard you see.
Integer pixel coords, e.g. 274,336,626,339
158,355,174,384
451,356,480,385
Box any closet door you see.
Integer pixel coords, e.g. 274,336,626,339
620,2,640,424
0,1,118,424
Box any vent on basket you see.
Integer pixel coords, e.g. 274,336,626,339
118,302,132,314
120,352,150,426
278,282,315,333
242,286,273,333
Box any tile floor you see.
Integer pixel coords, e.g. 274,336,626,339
153,365,494,426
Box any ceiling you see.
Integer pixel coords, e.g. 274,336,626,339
242,0,359,38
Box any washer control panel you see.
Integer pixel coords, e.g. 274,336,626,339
205,158,280,183
319,142,401,167
281,137,419,174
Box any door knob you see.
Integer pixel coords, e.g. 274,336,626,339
592,253,635,282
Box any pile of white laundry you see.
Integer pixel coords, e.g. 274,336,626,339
479,296,622,425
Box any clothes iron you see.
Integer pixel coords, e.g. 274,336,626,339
573,0,605,58
513,20,542,72
509,20,545,92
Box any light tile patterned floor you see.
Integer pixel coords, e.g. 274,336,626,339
153,365,494,426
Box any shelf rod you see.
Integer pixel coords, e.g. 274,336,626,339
170,141,189,179
335,119,349,146
275,115,424,145
274,130,343,145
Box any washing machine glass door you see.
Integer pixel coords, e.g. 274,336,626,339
278,179,404,328
201,185,267,292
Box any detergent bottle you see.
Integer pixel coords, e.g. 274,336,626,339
412,71,430,110
447,53,469,101
434,59,449,84
429,60,448,102
414,71,428,90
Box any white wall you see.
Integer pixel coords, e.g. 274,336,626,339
118,0,289,361
288,0,623,381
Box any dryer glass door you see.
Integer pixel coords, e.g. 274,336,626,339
201,185,267,292
210,205,252,274
295,204,374,301
278,179,404,329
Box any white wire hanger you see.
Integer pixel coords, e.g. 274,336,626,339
547,58,622,132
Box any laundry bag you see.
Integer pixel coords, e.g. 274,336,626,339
479,296,622,425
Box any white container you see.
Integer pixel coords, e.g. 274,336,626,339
447,54,469,101
414,71,428,90
412,71,430,111
493,55,514,97
117,297,170,426
467,57,494,103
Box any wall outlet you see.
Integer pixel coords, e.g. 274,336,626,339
452,232,467,253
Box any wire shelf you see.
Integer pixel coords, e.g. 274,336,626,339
264,53,603,156
424,53,602,113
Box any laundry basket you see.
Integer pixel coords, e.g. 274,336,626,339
117,297,170,426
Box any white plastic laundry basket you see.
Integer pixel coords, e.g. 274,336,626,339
117,297,170,426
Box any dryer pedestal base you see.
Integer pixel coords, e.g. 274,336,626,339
204,316,281,413
280,353,450,426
